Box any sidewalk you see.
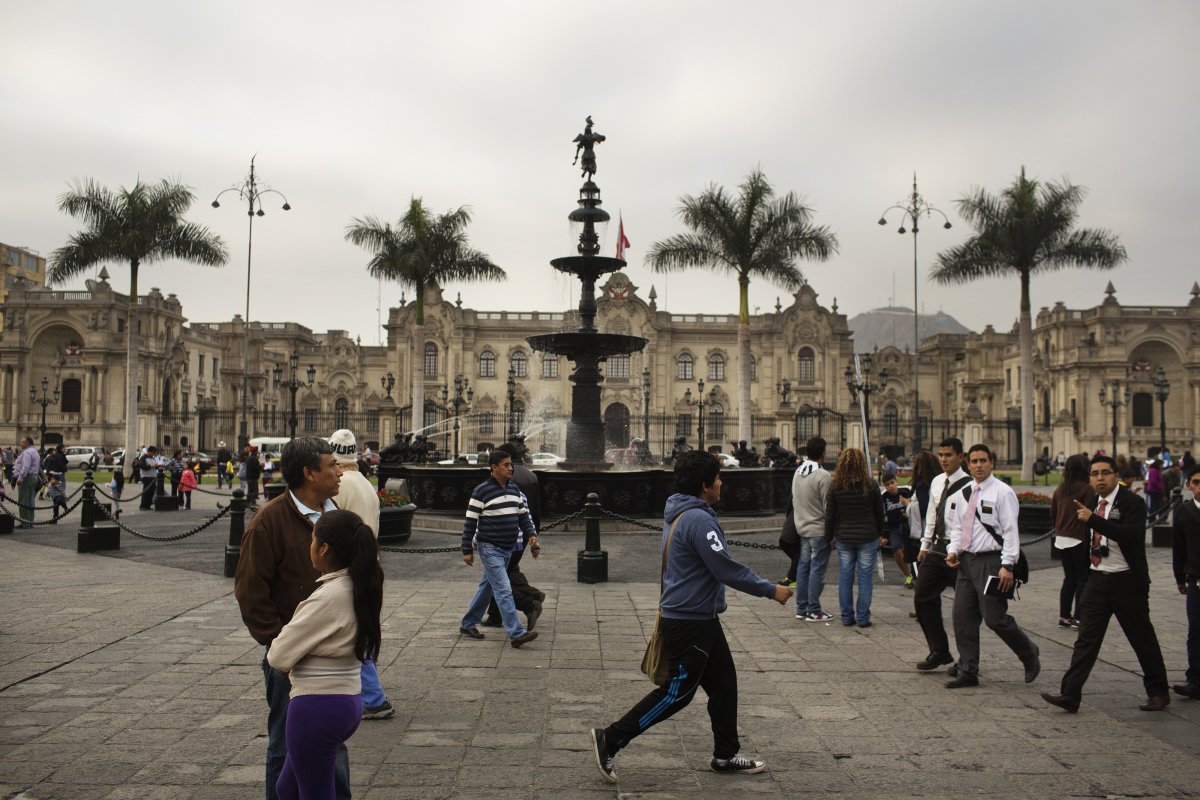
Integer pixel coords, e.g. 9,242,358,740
1,534,1198,799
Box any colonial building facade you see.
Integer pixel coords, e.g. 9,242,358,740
1,269,1196,463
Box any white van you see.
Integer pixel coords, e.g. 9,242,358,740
248,437,291,458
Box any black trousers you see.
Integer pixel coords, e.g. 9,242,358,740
139,477,156,509
606,617,740,759
914,552,958,657
1057,541,1090,619
1060,570,1169,700
779,538,800,583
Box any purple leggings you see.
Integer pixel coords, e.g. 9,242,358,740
277,694,362,800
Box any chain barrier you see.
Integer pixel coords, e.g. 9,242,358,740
596,508,661,532
539,508,587,532
91,502,232,542
0,487,81,512
0,494,84,526
378,543,463,554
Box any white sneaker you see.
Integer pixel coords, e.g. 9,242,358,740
806,611,834,623
710,754,766,774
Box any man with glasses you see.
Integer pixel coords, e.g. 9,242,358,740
1171,465,1200,700
1042,454,1170,713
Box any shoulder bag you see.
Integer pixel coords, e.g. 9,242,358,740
962,486,1030,585
640,516,683,686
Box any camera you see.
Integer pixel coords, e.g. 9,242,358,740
1090,544,1109,559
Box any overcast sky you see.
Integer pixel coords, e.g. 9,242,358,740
4,1,1196,346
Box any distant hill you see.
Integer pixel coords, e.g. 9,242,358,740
847,306,971,352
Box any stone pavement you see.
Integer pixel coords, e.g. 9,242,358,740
2,529,1199,799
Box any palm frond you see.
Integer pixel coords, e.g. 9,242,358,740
48,230,123,285
645,234,733,274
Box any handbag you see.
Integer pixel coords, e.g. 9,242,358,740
640,517,682,686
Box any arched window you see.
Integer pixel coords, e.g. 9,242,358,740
1131,392,1153,427
797,409,814,441
511,351,527,378
60,378,82,414
708,353,725,381
335,398,350,430
797,347,815,383
479,351,496,378
423,343,438,377
676,353,694,380
541,354,559,378
883,404,899,437
607,353,630,378
708,403,725,439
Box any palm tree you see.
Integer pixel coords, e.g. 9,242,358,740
49,178,228,476
345,198,504,438
646,168,838,442
932,167,1126,480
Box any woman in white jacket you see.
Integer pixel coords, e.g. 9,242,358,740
267,510,384,800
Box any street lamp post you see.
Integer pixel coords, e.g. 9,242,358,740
212,157,291,452
449,374,473,458
380,372,395,400
683,378,710,452
440,384,450,457
272,351,315,441
29,377,60,452
641,367,652,445
505,369,517,440
1152,367,1171,454
1098,379,1131,457
845,353,889,445
775,378,791,407
878,174,951,455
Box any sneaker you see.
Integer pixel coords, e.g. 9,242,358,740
777,579,797,588
806,611,834,623
710,754,766,774
1069,618,1080,630
904,575,914,589
362,700,394,720
1057,617,1073,628
589,728,617,783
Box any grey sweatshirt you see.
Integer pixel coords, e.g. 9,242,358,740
792,459,831,539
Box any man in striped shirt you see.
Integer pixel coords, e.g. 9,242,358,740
459,450,539,648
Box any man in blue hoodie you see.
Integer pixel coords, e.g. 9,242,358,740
590,450,793,782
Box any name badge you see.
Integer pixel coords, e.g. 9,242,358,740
1109,509,1121,520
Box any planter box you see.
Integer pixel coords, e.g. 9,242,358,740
378,504,416,545
1017,503,1053,538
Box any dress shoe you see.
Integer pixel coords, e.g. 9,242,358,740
458,626,486,640
525,601,542,631
947,664,960,678
945,672,979,689
1138,695,1170,712
1172,682,1200,700
917,652,954,671
1040,692,1080,713
1024,645,1041,684
510,630,538,649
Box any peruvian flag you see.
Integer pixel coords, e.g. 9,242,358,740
616,214,631,261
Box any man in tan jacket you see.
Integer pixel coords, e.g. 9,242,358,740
328,428,391,720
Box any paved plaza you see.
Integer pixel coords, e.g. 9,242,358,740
2,490,1199,799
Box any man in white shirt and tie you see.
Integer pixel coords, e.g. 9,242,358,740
1042,454,1170,713
944,444,1040,688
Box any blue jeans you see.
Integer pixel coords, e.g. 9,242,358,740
461,541,526,640
795,537,831,616
263,654,350,800
836,540,879,625
360,659,387,709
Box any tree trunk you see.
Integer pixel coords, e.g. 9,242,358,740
1018,270,1035,482
125,260,140,477
737,274,752,442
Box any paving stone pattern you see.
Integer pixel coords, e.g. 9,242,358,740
1,516,1199,799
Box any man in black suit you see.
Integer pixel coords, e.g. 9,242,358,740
1171,465,1200,699
1042,454,1170,713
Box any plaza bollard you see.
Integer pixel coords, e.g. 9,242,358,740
0,511,13,535
577,492,608,584
78,469,120,553
223,489,246,578
154,470,179,511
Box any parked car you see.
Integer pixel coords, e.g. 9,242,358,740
63,445,109,471
110,449,125,469
716,452,740,468
182,451,214,471
437,453,481,466
529,452,564,467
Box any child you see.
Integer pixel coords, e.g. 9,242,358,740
879,472,913,587
109,469,124,519
179,464,197,510
47,474,68,523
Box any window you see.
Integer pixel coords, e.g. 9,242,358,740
883,405,899,437
676,413,692,437
366,411,379,433
708,403,725,439
304,409,317,431
1005,369,1011,391
479,351,496,378
479,411,494,435
60,379,82,414
1131,393,1153,427
423,402,439,430
335,398,350,430
797,347,815,382
707,353,725,381
213,358,219,380
750,354,757,382
424,343,438,377
676,353,693,381
511,351,527,378
181,392,189,413
797,411,814,441
197,354,204,376
511,400,525,433
541,354,558,378
608,353,630,378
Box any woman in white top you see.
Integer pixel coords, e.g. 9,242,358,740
267,510,384,800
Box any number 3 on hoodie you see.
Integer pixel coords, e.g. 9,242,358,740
706,531,724,552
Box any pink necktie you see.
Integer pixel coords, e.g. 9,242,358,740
1090,498,1108,567
959,489,979,552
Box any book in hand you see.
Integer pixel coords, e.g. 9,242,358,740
984,574,1015,600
